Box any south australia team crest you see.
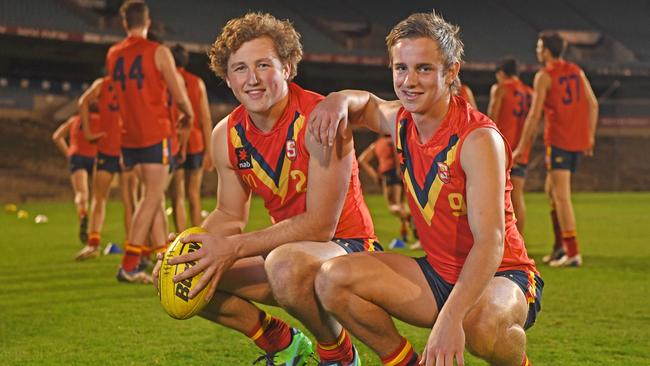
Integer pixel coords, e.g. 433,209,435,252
286,139,297,161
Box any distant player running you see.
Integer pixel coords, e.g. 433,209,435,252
513,31,599,267
166,79,189,233
52,113,99,246
74,76,124,260
106,0,193,282
488,58,533,234
153,12,379,366
170,44,214,227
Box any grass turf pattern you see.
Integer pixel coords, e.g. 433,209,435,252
1,193,648,365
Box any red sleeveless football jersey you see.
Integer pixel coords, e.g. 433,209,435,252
542,60,591,151
68,114,100,158
168,68,204,156
395,95,537,283
106,36,171,148
374,136,397,174
96,76,122,156
227,83,376,240
178,68,206,154
495,78,533,164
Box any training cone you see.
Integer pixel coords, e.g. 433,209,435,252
389,238,406,249
103,243,123,255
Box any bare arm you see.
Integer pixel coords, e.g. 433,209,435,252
513,71,550,161
155,45,194,128
171,119,357,300
580,70,599,156
446,128,506,318
357,142,379,184
52,118,73,157
422,128,507,365
171,71,191,161
78,78,106,143
308,90,401,146
197,79,214,170
486,83,504,123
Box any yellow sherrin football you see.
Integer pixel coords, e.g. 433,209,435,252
159,226,209,319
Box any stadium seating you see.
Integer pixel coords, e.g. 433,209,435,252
1,0,649,202
0,0,104,33
2,0,649,66
0,117,72,202
569,0,650,63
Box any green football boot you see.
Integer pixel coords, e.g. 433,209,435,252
254,328,313,366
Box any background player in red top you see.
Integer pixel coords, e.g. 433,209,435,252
488,58,533,234
358,135,413,246
153,12,379,366
513,32,599,267
149,31,190,235
457,82,477,109
106,0,193,282
166,73,189,234
309,12,542,366
52,113,99,246
73,76,125,260
170,44,214,227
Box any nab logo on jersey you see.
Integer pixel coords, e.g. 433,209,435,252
437,162,450,184
236,147,252,169
286,140,297,161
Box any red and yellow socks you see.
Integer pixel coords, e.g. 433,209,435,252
246,311,292,354
552,209,580,257
562,231,580,257
141,246,152,261
121,242,143,272
317,329,354,364
153,244,169,258
521,354,532,366
88,232,101,248
381,337,418,366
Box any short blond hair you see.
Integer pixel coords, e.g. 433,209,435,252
386,12,464,90
208,12,303,81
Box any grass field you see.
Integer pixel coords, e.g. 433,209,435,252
1,192,649,365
